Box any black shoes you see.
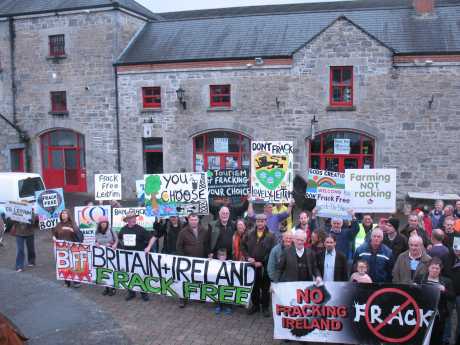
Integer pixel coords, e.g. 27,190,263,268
141,293,150,301
125,292,136,301
262,308,271,318
246,305,260,315
102,287,110,296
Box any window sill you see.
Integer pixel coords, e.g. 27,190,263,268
46,55,67,61
207,106,233,112
49,111,69,116
141,108,162,113
326,105,356,112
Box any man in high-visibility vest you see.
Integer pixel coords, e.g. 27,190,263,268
354,214,377,252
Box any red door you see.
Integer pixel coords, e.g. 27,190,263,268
41,130,87,192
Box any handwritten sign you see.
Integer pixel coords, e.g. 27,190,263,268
95,174,122,201
35,188,65,230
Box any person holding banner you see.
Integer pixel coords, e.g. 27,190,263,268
278,230,321,284
95,215,118,296
242,214,276,317
12,213,38,272
232,219,247,261
416,257,455,345
52,209,83,287
327,210,359,259
209,206,235,259
176,213,210,308
148,216,182,255
118,212,151,302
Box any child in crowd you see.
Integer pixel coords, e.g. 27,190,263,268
350,259,372,283
214,248,232,315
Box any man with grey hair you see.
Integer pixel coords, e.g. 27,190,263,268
278,230,321,284
208,206,235,258
353,227,393,282
327,210,359,258
392,235,431,284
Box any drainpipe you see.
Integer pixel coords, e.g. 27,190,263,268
114,66,121,173
7,17,31,171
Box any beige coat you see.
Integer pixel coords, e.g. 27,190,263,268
392,250,431,284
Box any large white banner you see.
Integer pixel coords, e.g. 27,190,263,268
112,207,155,232
95,174,122,201
345,169,396,213
251,141,293,203
144,172,209,217
55,240,255,306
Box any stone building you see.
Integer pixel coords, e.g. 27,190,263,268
0,0,459,205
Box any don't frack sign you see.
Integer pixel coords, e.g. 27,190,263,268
95,174,122,201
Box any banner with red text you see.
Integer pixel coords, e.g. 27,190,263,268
272,281,438,344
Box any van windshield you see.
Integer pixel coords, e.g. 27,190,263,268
18,177,45,198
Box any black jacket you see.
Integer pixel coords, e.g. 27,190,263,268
416,275,455,316
316,250,348,282
154,220,182,254
401,225,430,248
383,233,408,261
241,227,275,265
279,246,320,282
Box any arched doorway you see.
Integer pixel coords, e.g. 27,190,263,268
193,131,251,171
40,129,87,192
309,131,375,172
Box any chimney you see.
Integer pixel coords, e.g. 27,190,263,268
413,0,435,16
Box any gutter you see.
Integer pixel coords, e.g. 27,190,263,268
8,17,16,124
114,66,121,173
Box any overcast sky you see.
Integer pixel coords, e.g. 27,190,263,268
136,0,348,13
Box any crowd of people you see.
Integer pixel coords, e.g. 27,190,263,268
4,196,460,345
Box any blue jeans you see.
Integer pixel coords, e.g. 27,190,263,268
16,235,35,270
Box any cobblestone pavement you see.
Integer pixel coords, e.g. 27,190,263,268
0,230,284,345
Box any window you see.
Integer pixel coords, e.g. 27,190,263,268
49,35,65,57
18,177,45,198
143,138,163,174
330,66,353,106
210,84,231,107
309,131,374,172
50,91,67,112
142,87,161,108
10,148,25,172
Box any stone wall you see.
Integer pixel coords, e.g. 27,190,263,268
0,9,145,192
117,18,460,202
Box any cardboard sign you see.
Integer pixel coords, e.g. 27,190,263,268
35,188,65,230
306,169,351,220
4,202,33,223
55,240,255,306
272,282,438,344
95,174,122,201
74,205,111,244
144,172,209,217
334,139,350,154
345,169,397,213
112,207,155,232
207,169,250,198
251,141,293,203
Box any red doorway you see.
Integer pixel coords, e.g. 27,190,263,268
40,130,87,192
309,131,374,173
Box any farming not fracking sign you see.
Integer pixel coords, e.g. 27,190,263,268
272,282,439,344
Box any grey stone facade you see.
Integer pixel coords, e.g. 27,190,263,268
0,9,146,193
117,18,460,202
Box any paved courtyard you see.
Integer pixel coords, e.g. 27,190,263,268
0,228,283,345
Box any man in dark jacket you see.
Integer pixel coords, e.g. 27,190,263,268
118,212,152,301
279,229,321,283
208,206,235,258
327,210,359,258
317,234,348,282
354,228,393,283
383,218,408,261
176,213,210,308
401,213,430,248
241,214,276,317
146,216,182,254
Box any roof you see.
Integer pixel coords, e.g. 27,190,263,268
0,0,161,20
117,0,460,65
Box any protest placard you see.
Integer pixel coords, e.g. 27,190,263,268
345,169,396,213
251,141,293,203
112,207,155,231
54,240,255,306
144,172,209,217
35,188,65,230
94,174,122,201
306,169,351,220
74,205,111,244
272,281,438,344
135,180,145,204
207,169,250,198
4,202,33,223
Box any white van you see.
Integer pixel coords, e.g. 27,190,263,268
0,172,46,206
